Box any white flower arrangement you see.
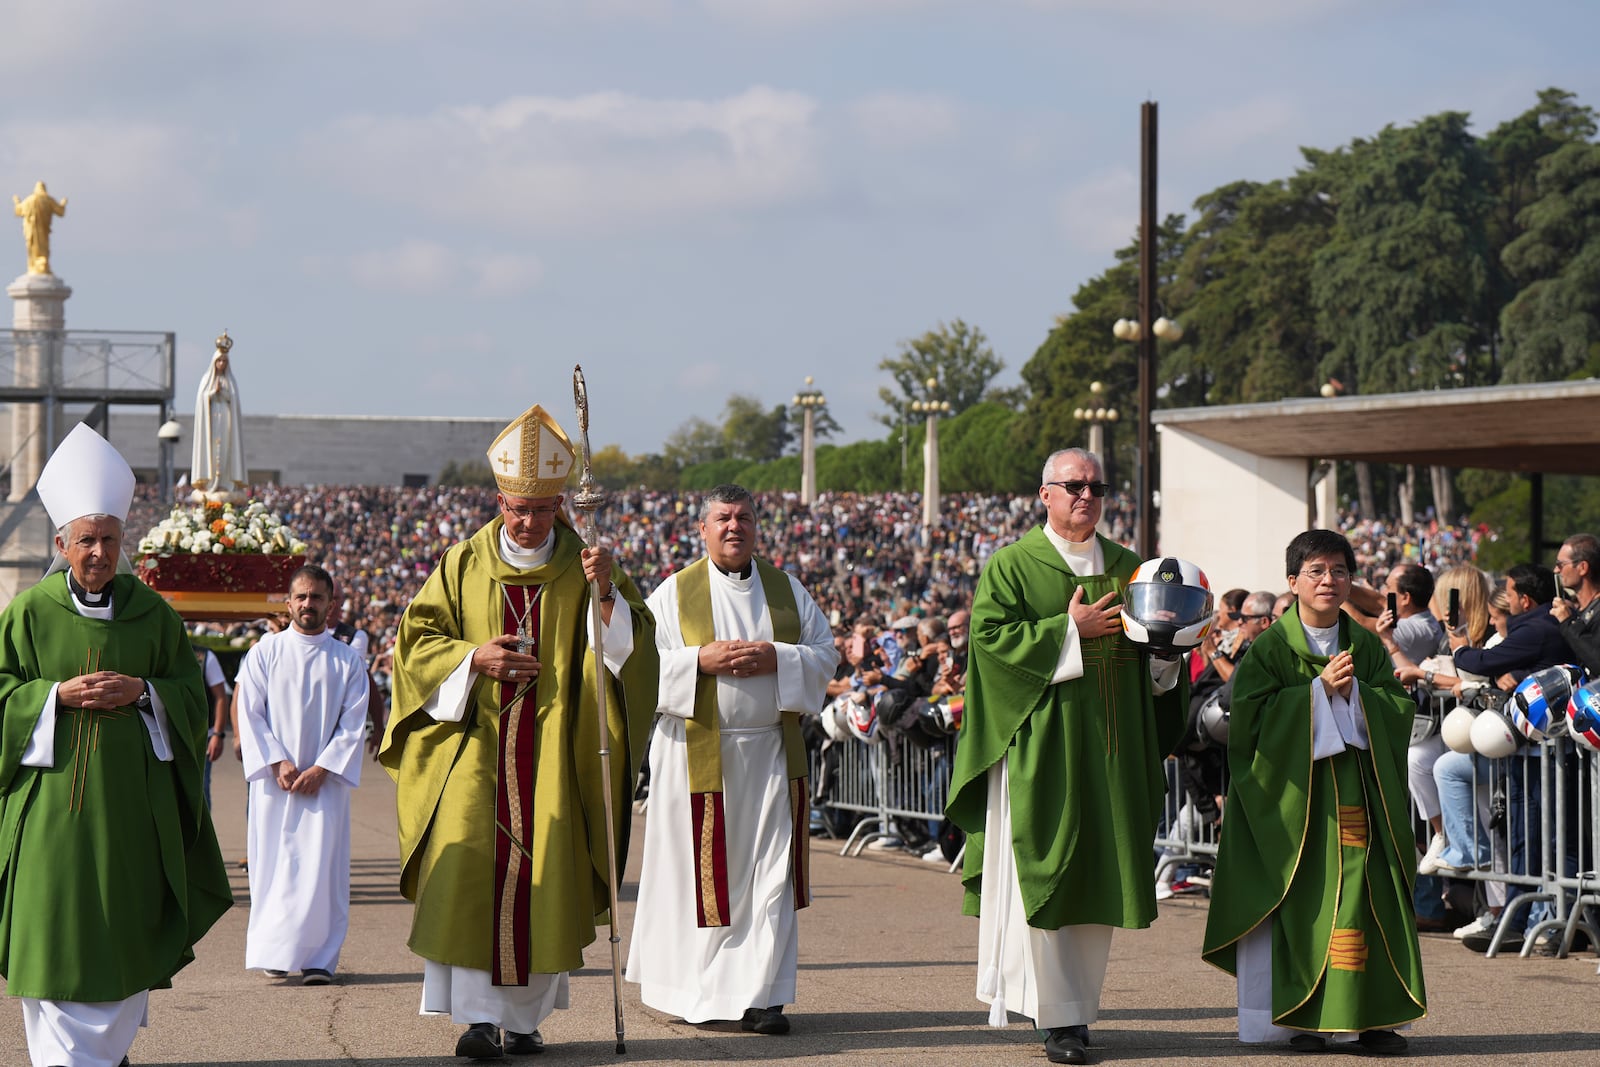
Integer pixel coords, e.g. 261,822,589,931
137,500,308,557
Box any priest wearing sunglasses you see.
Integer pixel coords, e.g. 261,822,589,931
947,448,1188,1066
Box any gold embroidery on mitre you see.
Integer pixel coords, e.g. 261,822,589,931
486,404,576,498
1337,804,1368,848
1330,928,1368,972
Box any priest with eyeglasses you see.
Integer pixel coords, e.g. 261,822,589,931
381,403,658,1061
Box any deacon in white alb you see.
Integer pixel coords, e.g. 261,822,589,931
235,563,370,984
626,484,838,1036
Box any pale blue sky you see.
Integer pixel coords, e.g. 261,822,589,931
3,1,1594,455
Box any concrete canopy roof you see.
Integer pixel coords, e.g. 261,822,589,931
1151,379,1600,475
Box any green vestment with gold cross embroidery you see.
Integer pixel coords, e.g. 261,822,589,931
946,526,1188,930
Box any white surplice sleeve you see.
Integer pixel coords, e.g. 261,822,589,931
236,644,291,782
647,578,699,720
316,653,372,788
774,574,841,713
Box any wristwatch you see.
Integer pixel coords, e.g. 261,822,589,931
1424,670,1436,687
207,728,225,739
134,682,152,711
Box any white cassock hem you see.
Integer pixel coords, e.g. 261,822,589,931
22,993,147,1067
975,761,1112,1030
419,962,569,1033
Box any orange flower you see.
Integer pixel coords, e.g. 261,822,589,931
211,519,228,534
219,536,235,548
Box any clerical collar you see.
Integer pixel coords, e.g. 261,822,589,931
713,561,753,581
67,572,112,609
498,526,554,569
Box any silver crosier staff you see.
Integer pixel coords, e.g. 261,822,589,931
570,364,627,1055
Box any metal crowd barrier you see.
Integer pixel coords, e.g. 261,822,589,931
1151,756,1224,892
1410,687,1600,965
810,735,957,866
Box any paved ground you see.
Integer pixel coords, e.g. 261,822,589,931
4,757,1599,1066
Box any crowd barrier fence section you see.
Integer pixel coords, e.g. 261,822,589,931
809,688,1600,976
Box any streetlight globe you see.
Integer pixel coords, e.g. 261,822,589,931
926,376,939,392
817,394,825,405
1153,316,1183,341
1111,319,1130,341
1073,408,1084,420
1107,408,1119,422
804,376,814,387
1127,320,1144,341
1320,382,1336,398
940,401,951,413
1089,380,1103,395
792,395,802,405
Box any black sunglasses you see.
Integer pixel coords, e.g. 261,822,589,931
1045,480,1111,498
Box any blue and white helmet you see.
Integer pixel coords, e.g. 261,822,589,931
1566,682,1600,755
1511,664,1583,742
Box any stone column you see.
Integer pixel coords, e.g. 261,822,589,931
7,272,70,500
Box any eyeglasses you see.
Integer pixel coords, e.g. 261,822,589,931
1045,480,1111,498
1555,558,1576,571
1225,611,1242,621
502,503,561,521
1297,566,1351,583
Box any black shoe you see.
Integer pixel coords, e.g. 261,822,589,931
1357,1030,1408,1056
301,968,333,985
1462,928,1523,953
1289,1034,1328,1053
504,1029,544,1055
456,1022,505,1060
739,1006,791,1035
1044,1027,1090,1065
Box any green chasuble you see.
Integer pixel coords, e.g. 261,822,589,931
380,518,659,976
1201,606,1426,1032
945,528,1187,930
0,573,232,1001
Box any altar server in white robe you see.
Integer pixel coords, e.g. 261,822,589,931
626,484,838,1035
235,563,370,983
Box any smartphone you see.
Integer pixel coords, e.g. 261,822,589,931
1555,568,1574,603
1447,588,1460,630
1386,592,1398,619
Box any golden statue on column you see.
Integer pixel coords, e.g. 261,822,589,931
12,181,68,275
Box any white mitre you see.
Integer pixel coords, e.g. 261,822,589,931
37,422,137,578
486,404,576,499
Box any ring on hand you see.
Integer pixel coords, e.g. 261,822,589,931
509,668,517,679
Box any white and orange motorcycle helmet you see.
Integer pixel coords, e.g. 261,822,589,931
1121,556,1214,656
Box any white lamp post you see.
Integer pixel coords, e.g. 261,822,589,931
911,377,951,542
157,417,182,506
1071,380,1120,463
792,377,826,505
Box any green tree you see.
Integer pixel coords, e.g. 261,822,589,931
816,439,900,493
1499,140,1600,381
1481,88,1597,376
877,319,1005,423
662,416,727,468
1169,173,1335,405
1312,111,1493,395
721,395,792,463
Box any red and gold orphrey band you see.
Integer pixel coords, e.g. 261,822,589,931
493,583,543,986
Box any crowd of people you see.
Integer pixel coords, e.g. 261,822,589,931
100,462,1600,1065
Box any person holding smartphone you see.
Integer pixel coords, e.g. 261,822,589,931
1550,533,1600,678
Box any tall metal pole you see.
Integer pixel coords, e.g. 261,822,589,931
800,404,816,505
569,365,627,1056
1136,101,1159,559
922,409,939,538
